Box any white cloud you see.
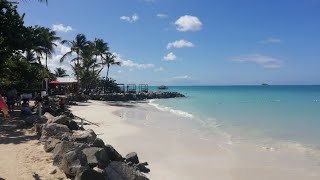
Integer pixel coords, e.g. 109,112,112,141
44,54,73,76
175,15,202,32
113,53,154,70
259,38,282,44
55,41,71,54
231,54,283,68
120,14,139,23
157,13,168,18
154,67,164,72
52,24,73,32
163,52,177,61
173,75,190,79
167,39,194,49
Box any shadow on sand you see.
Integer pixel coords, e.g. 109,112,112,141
0,111,38,145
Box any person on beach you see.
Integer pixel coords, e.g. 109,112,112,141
0,94,9,118
21,99,32,115
16,93,21,109
6,87,17,113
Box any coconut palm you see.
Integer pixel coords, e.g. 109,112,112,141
54,67,68,77
60,34,89,65
105,53,121,78
43,28,60,69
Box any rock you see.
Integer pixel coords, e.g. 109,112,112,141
44,137,62,152
52,115,71,125
136,163,150,173
93,167,106,175
44,112,55,123
125,152,139,164
105,161,149,180
72,129,97,143
61,149,89,177
49,168,57,174
75,167,106,180
66,119,79,130
104,144,123,161
82,147,109,168
40,123,70,143
91,138,105,148
33,123,42,136
58,132,73,141
52,141,88,168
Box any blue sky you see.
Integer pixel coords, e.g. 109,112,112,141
18,0,320,85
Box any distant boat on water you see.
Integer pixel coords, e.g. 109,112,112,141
158,85,168,90
261,83,269,86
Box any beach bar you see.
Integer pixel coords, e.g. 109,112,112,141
49,77,78,95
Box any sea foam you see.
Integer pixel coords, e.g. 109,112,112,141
148,99,194,118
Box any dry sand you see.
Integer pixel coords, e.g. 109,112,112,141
70,100,320,180
0,123,67,180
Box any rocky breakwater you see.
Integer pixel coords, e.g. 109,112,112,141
91,91,185,101
32,99,150,180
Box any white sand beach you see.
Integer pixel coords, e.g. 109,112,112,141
0,128,67,180
70,100,320,180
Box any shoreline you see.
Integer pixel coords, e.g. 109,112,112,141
70,100,320,180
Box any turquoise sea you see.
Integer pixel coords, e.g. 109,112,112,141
145,86,320,149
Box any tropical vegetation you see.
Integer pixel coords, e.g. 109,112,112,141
0,0,121,94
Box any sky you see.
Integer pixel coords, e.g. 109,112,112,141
17,0,320,85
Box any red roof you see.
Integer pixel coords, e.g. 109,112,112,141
49,80,61,84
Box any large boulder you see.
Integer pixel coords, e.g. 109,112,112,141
61,149,89,177
90,138,105,148
44,137,62,152
53,141,88,168
40,123,70,143
72,129,97,143
105,161,149,180
44,112,57,123
66,119,80,130
82,147,109,168
51,115,71,125
104,144,124,161
75,167,106,180
125,152,139,164
135,163,150,174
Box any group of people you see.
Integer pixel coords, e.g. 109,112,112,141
0,87,32,118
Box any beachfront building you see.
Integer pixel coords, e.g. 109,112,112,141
49,77,78,95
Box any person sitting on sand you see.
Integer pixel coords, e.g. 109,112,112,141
21,100,32,115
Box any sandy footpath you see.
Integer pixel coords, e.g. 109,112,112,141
70,100,320,180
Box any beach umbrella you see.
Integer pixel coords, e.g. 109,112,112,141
49,80,61,84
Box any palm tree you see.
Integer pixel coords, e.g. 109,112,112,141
23,50,37,63
92,38,109,77
60,34,89,65
43,28,60,69
54,67,68,77
105,53,121,78
60,34,89,80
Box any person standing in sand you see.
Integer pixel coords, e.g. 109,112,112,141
0,94,9,118
6,87,17,113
